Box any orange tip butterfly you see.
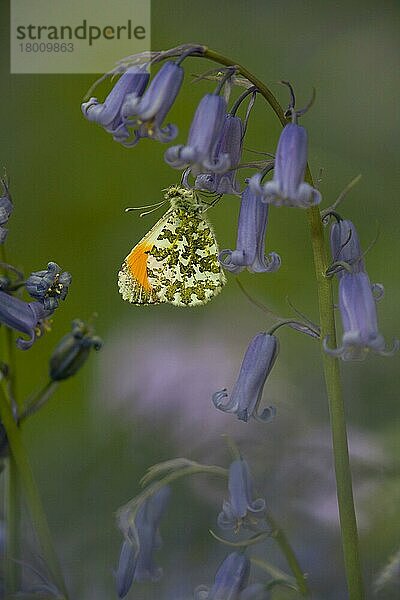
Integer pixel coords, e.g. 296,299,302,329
118,185,226,306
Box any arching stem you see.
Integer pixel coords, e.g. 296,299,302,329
201,47,364,599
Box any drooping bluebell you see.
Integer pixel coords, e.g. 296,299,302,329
81,66,149,143
218,458,266,531
324,219,398,360
249,122,321,208
0,290,51,350
219,185,280,273
324,271,398,361
195,552,251,600
213,333,278,422
193,113,243,195
116,486,171,598
329,218,365,275
121,61,184,145
165,93,229,176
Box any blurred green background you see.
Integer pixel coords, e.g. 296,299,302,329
0,0,399,598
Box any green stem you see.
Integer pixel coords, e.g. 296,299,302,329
0,386,69,598
1,244,20,595
202,47,364,599
307,204,364,599
266,510,309,596
4,456,20,595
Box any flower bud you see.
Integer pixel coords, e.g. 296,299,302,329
49,319,102,381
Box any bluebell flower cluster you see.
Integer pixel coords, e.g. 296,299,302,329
26,262,72,311
83,46,397,599
82,60,183,147
115,453,273,597
324,218,398,360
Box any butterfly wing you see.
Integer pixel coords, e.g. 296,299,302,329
146,207,226,306
117,212,171,305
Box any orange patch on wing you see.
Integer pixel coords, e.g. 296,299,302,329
126,242,153,292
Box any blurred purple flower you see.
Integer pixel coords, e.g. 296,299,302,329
81,66,149,143
121,61,183,145
195,552,251,600
218,458,266,531
165,94,229,176
192,114,243,195
0,290,51,350
116,486,171,598
219,186,281,274
249,123,321,208
213,333,278,422
0,179,13,244
25,261,72,311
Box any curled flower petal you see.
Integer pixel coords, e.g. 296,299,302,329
115,486,171,597
212,333,278,422
372,282,385,301
0,290,51,350
165,94,229,176
219,186,281,274
218,458,266,531
122,61,183,144
25,262,72,310
249,123,321,208
82,66,150,143
193,114,243,195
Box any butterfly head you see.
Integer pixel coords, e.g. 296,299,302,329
163,184,204,212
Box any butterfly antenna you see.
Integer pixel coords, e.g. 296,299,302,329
125,200,167,213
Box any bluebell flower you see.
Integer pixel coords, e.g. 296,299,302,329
49,319,102,381
0,179,13,244
249,123,321,208
219,185,281,273
81,66,150,144
213,333,278,422
165,94,229,176
324,218,398,360
192,114,243,195
116,486,171,598
0,290,51,350
121,61,184,145
329,219,365,275
218,458,266,531
195,552,252,600
25,262,72,311
324,271,398,361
